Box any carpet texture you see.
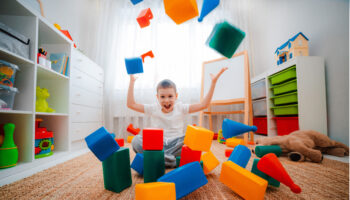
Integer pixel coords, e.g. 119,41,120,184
0,141,348,200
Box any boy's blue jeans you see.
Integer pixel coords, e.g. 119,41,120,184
131,134,185,168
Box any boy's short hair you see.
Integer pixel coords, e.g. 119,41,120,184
157,79,177,93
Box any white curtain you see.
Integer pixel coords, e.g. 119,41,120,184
95,0,251,137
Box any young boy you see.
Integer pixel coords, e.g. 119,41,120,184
127,67,227,167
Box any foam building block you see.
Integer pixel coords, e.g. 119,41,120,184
222,118,257,139
131,0,143,5
257,153,301,193
164,0,199,25
255,145,282,158
225,149,233,157
115,138,124,147
176,156,181,168
179,145,201,167
226,138,245,148
228,145,251,168
200,160,203,168
127,124,140,135
141,50,154,63
157,162,208,199
219,137,226,144
125,57,143,74
144,150,165,183
217,129,223,141
184,125,214,152
201,151,219,174
137,8,153,28
206,21,246,58
102,148,132,193
213,133,218,140
198,0,219,22
85,127,120,161
127,136,134,143
220,161,267,200
135,182,176,200
251,159,280,187
143,128,163,150
131,153,144,175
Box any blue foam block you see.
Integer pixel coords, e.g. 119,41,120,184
131,153,144,175
85,127,120,161
228,144,251,168
157,162,208,199
198,0,220,22
130,0,143,5
125,57,143,74
222,118,257,139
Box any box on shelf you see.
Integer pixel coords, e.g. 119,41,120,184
253,117,267,135
269,66,296,85
270,91,298,105
271,104,298,116
273,117,299,136
251,79,266,100
0,60,19,87
0,85,19,110
270,79,297,96
252,98,267,117
0,21,30,59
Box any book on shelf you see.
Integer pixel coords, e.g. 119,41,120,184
50,53,69,76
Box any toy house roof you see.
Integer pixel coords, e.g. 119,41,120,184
275,32,309,54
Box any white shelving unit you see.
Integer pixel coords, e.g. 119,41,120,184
251,56,328,137
0,0,92,186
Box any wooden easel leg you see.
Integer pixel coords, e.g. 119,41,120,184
243,101,249,144
208,107,213,131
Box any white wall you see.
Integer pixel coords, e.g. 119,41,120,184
41,0,100,62
248,0,349,145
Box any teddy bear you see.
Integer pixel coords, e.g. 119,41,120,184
255,130,349,162
36,86,55,113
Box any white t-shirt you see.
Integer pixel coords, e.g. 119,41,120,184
144,102,190,140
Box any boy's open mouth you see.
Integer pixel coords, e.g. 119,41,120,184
163,104,172,109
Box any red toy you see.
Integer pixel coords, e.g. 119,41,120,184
140,50,154,63
127,124,140,135
225,148,233,157
257,153,301,193
115,138,124,147
143,128,163,150
137,8,153,28
179,145,201,167
213,133,218,140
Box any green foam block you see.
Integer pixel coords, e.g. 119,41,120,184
255,145,282,158
176,156,181,168
251,159,280,187
102,148,132,193
144,150,165,183
206,21,246,58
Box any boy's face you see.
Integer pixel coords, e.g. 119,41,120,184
157,87,178,113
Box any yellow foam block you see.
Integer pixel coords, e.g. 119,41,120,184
201,151,220,174
184,125,214,152
135,182,176,200
226,138,245,148
220,161,267,200
164,0,199,25
127,136,134,143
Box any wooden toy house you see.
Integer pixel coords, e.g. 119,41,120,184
275,32,309,65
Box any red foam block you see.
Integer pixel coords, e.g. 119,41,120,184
115,138,124,147
137,8,153,28
143,128,163,150
127,124,140,135
179,145,201,167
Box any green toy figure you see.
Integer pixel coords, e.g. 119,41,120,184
0,123,18,168
36,86,55,113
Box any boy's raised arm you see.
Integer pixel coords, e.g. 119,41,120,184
127,75,145,113
188,67,228,113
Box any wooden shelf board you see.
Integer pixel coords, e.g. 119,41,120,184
0,110,32,114
35,112,69,116
0,48,35,65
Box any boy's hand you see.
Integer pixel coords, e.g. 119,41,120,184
210,67,228,83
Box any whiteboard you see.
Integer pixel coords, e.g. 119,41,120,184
202,54,246,101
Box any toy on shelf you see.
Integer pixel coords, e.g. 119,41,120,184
53,23,77,48
125,57,143,75
0,60,19,87
137,8,153,28
37,47,47,65
140,50,154,63
35,86,56,113
127,123,140,135
35,118,54,159
275,32,309,65
0,123,18,168
198,0,220,22
222,118,257,139
164,0,199,25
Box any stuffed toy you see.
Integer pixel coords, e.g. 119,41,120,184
36,86,55,113
255,130,349,162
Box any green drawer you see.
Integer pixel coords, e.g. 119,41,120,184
269,66,296,85
271,104,298,116
270,79,297,95
270,91,298,105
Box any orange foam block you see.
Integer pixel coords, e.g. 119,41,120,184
184,125,214,152
135,182,176,200
201,151,219,174
127,136,134,143
220,161,267,200
141,50,154,63
164,0,199,25
127,124,140,135
226,138,245,148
